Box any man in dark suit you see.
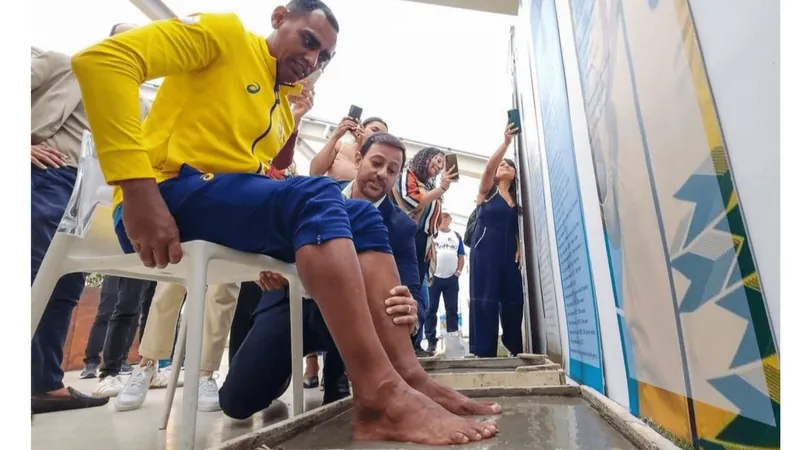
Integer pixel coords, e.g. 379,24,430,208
219,132,423,417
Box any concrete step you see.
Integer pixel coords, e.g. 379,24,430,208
429,368,565,389
419,353,552,373
419,354,565,389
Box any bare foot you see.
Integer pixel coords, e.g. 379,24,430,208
352,380,497,445
407,371,503,416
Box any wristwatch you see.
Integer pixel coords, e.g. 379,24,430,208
455,270,462,277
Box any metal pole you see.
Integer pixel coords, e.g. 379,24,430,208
130,0,177,21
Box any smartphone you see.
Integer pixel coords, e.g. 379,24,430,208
304,69,323,87
348,105,363,121
445,153,460,182
507,109,522,134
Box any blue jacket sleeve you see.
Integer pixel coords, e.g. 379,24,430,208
456,232,465,256
395,225,423,305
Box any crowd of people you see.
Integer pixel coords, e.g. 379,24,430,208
30,0,524,446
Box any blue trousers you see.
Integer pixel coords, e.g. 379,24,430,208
412,230,430,349
115,166,391,262
412,272,429,348
468,249,524,358
31,167,85,394
228,281,271,364
219,291,346,419
424,275,460,346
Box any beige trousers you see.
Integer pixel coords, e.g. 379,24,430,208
139,282,240,372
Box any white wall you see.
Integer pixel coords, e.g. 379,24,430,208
687,0,780,347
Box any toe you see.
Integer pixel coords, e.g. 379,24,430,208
485,402,503,414
465,427,483,441
450,431,470,444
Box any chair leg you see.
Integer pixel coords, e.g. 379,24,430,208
180,258,209,450
30,235,73,339
160,311,188,430
288,278,304,417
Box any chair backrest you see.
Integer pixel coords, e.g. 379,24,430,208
57,130,125,257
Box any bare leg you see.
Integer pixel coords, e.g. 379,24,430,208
304,354,319,378
297,241,491,445
358,252,503,417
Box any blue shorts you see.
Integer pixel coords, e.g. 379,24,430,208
114,165,392,262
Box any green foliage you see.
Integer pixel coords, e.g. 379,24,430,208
642,418,695,450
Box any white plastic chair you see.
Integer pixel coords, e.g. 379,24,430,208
31,130,306,450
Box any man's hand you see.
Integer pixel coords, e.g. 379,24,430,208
290,85,315,123
257,271,289,291
119,179,182,269
385,286,419,335
31,144,68,169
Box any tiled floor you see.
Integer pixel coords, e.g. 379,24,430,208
31,354,324,450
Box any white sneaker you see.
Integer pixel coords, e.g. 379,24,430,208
149,366,184,389
93,375,125,398
197,374,221,412
115,362,157,412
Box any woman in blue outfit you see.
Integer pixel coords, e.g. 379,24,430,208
469,124,524,358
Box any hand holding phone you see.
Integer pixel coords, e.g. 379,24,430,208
339,105,364,144
444,153,460,182
304,70,323,88
507,109,522,134
348,105,363,122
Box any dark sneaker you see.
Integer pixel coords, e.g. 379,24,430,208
80,362,99,379
414,347,431,358
32,387,109,414
120,362,134,375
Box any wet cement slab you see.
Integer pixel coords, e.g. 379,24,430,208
273,396,637,450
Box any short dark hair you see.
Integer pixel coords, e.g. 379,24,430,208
362,117,388,131
287,0,339,32
360,132,406,167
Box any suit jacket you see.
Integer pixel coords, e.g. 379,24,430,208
337,180,422,304
376,195,423,307
31,51,83,148
31,50,152,166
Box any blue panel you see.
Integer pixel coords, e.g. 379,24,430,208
529,0,605,393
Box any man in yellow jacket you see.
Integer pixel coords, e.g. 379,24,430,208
72,1,498,445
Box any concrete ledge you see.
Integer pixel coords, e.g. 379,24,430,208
515,363,562,372
580,386,682,450
456,384,581,398
208,397,353,450
419,354,547,372
429,369,564,389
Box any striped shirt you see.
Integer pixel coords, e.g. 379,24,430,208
391,168,443,237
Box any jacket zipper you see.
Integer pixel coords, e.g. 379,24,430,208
250,76,285,160
251,97,281,155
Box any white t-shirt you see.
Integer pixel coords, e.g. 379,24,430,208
433,229,465,279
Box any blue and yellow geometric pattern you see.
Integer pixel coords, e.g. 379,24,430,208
668,0,779,447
